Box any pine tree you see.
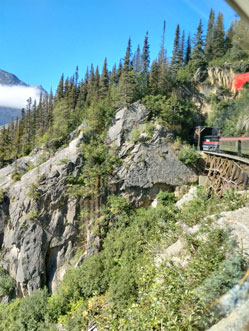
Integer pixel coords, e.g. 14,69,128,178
141,32,150,75
75,65,79,87
56,74,64,101
133,45,141,73
229,20,249,60
190,19,206,71
171,24,180,66
158,62,170,95
212,13,225,58
184,33,191,65
158,20,167,65
149,60,159,95
99,58,109,98
118,70,137,107
225,23,234,53
123,38,132,72
204,9,215,61
191,20,204,60
177,30,185,67
110,63,117,85
87,64,96,104
116,60,123,82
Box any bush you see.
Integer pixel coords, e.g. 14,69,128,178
130,128,141,143
11,172,21,182
27,209,39,221
0,190,5,204
17,289,49,330
0,268,15,297
28,182,41,201
156,190,176,206
178,144,199,165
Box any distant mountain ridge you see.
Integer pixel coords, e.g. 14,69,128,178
0,69,28,86
0,69,46,125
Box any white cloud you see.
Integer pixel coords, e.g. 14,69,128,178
0,84,42,109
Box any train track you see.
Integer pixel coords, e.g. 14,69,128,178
202,151,249,166
200,151,249,193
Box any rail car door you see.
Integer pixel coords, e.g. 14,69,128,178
238,140,241,156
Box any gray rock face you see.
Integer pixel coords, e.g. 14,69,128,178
0,131,84,296
107,102,198,206
107,100,149,147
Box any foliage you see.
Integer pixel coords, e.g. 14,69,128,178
179,187,247,226
0,187,248,330
0,267,15,297
207,88,249,136
28,182,41,201
0,190,5,204
130,127,141,143
27,209,39,221
156,190,177,206
178,144,199,165
11,171,21,182
0,289,50,330
142,94,196,139
144,122,155,140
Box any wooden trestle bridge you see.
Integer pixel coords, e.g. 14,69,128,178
203,152,249,194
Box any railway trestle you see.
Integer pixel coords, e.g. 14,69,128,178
204,152,249,194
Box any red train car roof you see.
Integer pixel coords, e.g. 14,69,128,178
220,137,249,141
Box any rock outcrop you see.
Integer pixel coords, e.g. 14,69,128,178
0,130,84,296
108,101,198,206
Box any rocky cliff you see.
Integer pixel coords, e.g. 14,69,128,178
0,129,84,296
0,101,198,298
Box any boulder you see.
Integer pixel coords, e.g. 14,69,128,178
106,101,198,206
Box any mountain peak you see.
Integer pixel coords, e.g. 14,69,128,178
0,69,28,86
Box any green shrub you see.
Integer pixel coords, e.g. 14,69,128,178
130,128,141,143
156,190,177,206
144,122,155,140
178,144,199,165
17,289,49,330
11,172,21,182
28,182,41,201
27,209,39,221
0,268,15,297
0,190,5,204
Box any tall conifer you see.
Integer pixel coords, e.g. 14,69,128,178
204,9,215,61
171,24,180,66
99,58,109,98
184,33,191,65
158,20,167,65
123,38,132,72
141,32,150,75
212,13,225,58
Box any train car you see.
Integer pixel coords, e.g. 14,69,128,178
219,136,249,156
219,137,240,154
202,136,220,152
241,138,249,156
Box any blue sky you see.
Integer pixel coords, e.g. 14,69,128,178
1,0,236,92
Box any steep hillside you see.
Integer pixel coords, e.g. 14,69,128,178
0,9,249,331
